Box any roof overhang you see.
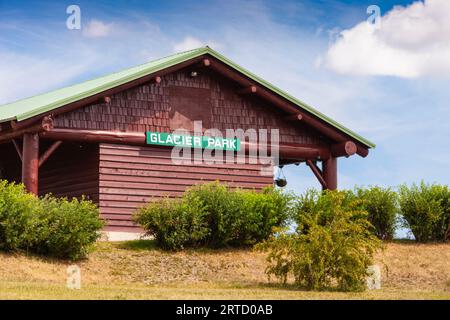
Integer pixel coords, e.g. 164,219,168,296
0,47,375,157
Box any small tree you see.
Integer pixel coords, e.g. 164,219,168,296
258,190,381,292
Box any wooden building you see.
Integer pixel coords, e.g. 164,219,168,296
0,47,374,232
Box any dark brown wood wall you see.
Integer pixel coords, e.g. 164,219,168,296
39,142,99,202
99,143,274,231
0,143,22,183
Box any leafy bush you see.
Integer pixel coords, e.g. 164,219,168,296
0,180,104,260
133,197,209,250
184,182,244,247
238,187,292,245
258,189,381,292
399,182,450,242
0,181,39,251
353,186,398,240
134,182,293,250
31,196,104,260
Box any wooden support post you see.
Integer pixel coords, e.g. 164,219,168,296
22,133,39,195
38,140,62,167
322,157,337,190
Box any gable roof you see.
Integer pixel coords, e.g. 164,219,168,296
0,46,375,148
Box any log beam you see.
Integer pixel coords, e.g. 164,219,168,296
152,76,162,84
200,58,210,67
331,141,357,157
22,133,39,194
237,86,257,95
38,140,63,168
306,159,327,189
285,114,303,122
322,157,337,190
0,116,53,144
40,128,147,145
40,128,331,160
101,96,111,104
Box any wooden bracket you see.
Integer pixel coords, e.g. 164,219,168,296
306,159,328,189
12,139,23,161
38,140,62,168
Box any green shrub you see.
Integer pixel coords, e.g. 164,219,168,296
133,197,209,250
238,187,292,245
184,182,244,247
258,189,381,292
0,181,40,251
399,182,450,242
353,186,398,240
134,182,293,250
31,196,104,260
184,182,293,247
0,180,104,260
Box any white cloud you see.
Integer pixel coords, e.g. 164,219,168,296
173,36,204,52
323,0,450,78
172,36,223,52
82,20,113,38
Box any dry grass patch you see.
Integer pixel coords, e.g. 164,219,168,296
377,241,450,291
0,240,448,299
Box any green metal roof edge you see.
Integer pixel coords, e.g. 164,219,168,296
204,47,375,148
1,46,375,148
11,47,209,122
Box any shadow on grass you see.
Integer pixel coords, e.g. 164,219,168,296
116,239,158,251
224,280,358,294
114,240,256,254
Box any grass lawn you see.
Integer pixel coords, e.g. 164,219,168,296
0,241,449,300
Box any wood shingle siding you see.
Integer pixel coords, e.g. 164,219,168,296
54,71,329,147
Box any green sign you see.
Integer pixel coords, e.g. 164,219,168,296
146,132,241,151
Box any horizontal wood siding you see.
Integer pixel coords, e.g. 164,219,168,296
39,142,99,202
99,143,273,231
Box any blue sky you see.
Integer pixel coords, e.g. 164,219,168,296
0,0,449,195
